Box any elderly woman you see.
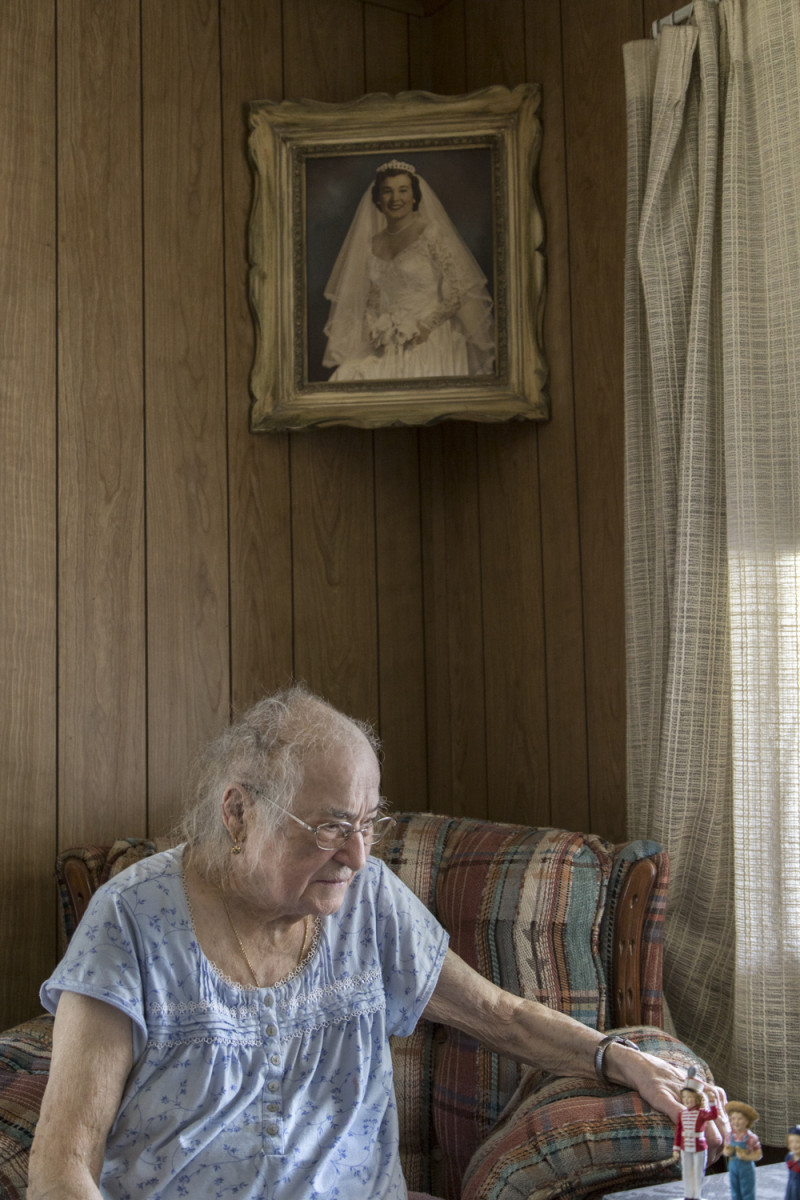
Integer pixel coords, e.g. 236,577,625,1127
323,160,495,380
29,686,726,1200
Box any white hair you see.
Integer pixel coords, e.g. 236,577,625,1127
175,683,381,881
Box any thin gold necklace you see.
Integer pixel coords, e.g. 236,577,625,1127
220,890,310,989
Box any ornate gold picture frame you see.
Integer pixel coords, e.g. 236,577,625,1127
247,84,546,431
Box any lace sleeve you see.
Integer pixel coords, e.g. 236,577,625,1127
419,223,469,332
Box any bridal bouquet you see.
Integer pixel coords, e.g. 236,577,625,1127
368,312,420,350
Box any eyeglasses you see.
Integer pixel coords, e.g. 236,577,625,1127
245,788,396,850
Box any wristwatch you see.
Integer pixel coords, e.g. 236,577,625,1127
594,1035,641,1086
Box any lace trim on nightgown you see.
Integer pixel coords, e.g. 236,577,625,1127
183,872,321,992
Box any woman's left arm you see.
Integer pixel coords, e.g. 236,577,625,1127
408,226,465,345
424,949,729,1158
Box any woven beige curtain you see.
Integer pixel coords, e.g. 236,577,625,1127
624,0,800,1144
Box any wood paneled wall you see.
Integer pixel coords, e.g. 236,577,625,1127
0,0,664,1028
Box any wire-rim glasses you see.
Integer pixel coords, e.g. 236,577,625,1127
244,787,396,850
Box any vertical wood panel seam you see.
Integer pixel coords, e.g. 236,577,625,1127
53,0,62,938
54,0,62,859
216,0,234,725
289,436,297,683
535,424,554,821
282,0,293,690
417,431,429,812
475,429,490,821
139,0,151,835
523,0,553,820
556,0,592,826
417,434,431,812
279,0,287,97
371,432,382,736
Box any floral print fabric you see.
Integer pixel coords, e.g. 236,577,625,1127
41,847,449,1199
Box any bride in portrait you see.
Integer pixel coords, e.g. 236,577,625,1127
322,159,495,381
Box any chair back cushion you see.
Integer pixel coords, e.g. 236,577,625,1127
374,813,639,1198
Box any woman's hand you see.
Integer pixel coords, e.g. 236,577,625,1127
405,322,431,349
606,1043,730,1163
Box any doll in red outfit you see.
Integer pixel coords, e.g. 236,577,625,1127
673,1067,719,1199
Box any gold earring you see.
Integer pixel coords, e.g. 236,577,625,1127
231,840,242,856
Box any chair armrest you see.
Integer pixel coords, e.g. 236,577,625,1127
612,856,658,1027
56,840,157,947
61,856,98,929
461,1028,709,1200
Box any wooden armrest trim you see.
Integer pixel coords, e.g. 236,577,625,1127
61,858,97,928
612,856,658,1028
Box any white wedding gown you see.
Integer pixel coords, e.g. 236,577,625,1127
329,222,475,381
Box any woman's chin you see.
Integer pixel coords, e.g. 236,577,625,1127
307,877,352,914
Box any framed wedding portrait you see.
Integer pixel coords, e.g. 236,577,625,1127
247,84,547,432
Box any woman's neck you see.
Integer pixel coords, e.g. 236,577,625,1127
385,211,417,235
183,858,314,988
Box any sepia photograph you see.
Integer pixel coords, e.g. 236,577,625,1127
306,147,496,385
247,85,547,430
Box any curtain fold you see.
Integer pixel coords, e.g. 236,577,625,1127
624,0,800,1143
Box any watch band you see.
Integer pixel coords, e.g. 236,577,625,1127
594,1034,641,1086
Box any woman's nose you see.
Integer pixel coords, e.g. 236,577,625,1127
335,831,367,870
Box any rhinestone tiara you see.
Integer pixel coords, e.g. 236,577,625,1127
376,159,417,175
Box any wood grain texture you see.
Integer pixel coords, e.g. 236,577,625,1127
464,0,526,90
428,0,467,94
420,425,488,818
142,0,230,834
363,9,429,812
290,428,380,727
0,0,58,1026
561,0,639,838
282,0,380,730
374,431,428,810
0,0,645,1027
462,0,551,827
525,0,591,830
478,423,550,826
365,5,410,92
282,0,365,102
221,0,295,713
57,0,147,845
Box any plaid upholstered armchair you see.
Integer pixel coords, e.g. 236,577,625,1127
0,813,708,1200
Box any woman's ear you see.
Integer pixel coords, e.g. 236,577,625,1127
221,784,253,844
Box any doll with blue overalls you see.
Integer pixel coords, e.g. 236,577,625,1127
722,1101,762,1200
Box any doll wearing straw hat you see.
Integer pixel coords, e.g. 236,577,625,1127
673,1067,720,1199
723,1101,762,1200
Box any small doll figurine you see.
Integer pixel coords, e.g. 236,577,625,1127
723,1101,762,1200
672,1067,719,1200
786,1126,800,1200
